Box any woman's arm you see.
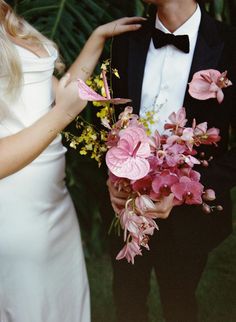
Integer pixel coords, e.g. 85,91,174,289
0,74,82,179
0,17,145,179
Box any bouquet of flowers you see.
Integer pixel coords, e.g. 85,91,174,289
64,64,232,263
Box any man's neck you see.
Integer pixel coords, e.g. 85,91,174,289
157,1,198,33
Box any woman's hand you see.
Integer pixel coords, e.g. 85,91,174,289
68,16,146,81
94,16,146,41
55,73,86,120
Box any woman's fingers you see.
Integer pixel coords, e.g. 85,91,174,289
116,16,146,24
112,23,142,35
111,16,146,35
96,16,146,39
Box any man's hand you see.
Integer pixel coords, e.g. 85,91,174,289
148,194,174,219
107,177,174,219
107,178,129,214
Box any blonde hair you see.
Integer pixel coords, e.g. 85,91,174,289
0,0,64,97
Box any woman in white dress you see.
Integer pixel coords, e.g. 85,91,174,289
0,1,144,321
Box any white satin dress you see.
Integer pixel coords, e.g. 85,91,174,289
0,44,90,322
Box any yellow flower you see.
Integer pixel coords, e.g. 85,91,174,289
69,141,77,149
113,68,120,78
80,148,87,155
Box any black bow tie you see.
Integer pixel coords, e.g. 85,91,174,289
152,28,190,53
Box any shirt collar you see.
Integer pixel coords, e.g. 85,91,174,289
155,4,201,39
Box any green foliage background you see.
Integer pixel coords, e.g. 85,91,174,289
11,0,236,256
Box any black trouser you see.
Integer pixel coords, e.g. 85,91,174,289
110,216,208,322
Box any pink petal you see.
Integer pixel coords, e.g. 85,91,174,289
216,89,224,103
106,153,150,180
188,69,222,100
77,79,131,105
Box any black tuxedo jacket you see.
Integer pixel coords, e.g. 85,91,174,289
107,8,236,252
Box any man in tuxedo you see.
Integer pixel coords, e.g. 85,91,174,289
102,1,236,321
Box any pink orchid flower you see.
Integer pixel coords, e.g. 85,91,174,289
118,106,138,127
176,168,201,182
149,130,162,151
152,171,179,198
193,122,221,145
116,239,142,264
202,127,221,145
139,216,158,234
171,176,204,205
132,175,153,194
106,126,151,180
188,69,232,103
119,208,143,241
163,143,186,167
164,107,188,133
135,195,158,216
77,78,131,105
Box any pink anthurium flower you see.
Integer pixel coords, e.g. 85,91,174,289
77,78,131,105
188,69,232,104
106,126,151,180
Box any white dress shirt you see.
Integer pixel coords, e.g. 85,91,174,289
140,4,201,134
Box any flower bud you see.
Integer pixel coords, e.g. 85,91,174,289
216,205,223,211
201,160,209,167
202,189,216,201
202,203,211,214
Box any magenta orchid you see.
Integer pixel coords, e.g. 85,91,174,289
188,69,232,103
171,176,204,205
152,171,179,199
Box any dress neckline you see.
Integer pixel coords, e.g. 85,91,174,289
14,43,53,60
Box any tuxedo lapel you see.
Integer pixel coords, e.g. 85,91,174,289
128,19,154,114
184,9,225,115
